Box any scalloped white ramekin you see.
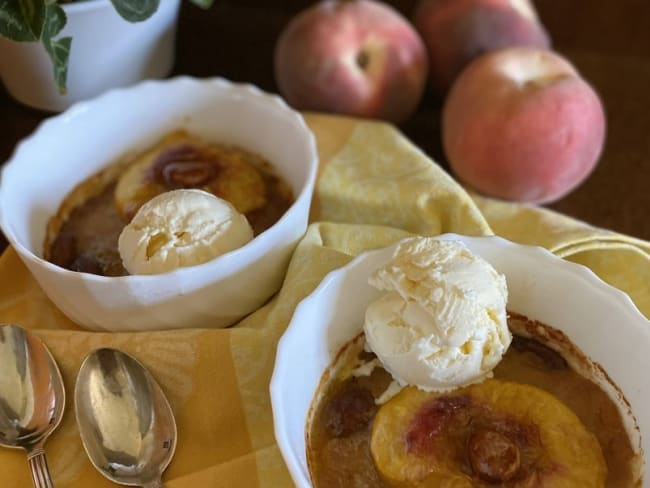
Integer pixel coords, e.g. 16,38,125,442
0,77,318,331
271,234,649,487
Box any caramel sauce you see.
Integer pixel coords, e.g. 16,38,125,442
45,142,293,276
308,315,640,487
48,183,127,276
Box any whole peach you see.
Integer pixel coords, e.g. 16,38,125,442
442,47,606,204
413,0,550,95
274,0,428,123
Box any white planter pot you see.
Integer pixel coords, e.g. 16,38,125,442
0,0,181,112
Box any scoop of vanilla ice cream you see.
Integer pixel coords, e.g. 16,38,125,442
118,189,253,275
364,237,511,392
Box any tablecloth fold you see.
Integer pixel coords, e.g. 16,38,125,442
0,114,647,487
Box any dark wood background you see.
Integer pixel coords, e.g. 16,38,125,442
1,0,649,253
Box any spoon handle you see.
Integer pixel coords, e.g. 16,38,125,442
27,448,54,488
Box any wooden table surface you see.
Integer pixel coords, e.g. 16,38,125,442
1,0,649,254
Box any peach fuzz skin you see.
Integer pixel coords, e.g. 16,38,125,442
413,0,550,95
274,0,428,123
442,48,606,204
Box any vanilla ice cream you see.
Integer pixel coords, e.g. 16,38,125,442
364,237,511,392
118,189,253,275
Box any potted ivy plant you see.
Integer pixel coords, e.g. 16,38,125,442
0,0,212,111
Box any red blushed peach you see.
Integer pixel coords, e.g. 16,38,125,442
442,47,606,204
274,0,428,123
413,0,550,95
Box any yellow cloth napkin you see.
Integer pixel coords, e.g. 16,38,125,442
0,114,648,487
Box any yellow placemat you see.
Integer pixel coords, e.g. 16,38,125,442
0,114,648,487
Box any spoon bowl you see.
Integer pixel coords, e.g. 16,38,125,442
0,324,65,488
74,348,177,488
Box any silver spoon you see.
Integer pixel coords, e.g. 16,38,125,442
74,348,177,488
0,324,65,488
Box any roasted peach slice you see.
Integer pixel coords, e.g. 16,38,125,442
370,379,606,487
114,131,266,221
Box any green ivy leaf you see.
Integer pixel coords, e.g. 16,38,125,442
189,0,214,9
0,0,40,41
43,35,71,93
110,0,159,22
19,0,46,38
42,3,71,93
42,0,65,38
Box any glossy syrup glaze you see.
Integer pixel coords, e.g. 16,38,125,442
45,141,293,276
308,314,640,487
